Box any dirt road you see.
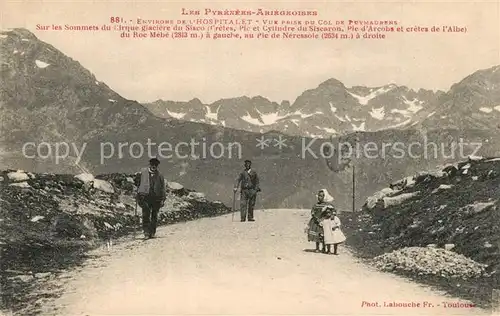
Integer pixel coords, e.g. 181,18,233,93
44,209,487,315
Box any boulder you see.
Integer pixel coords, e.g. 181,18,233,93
460,201,496,215
484,242,493,248
383,192,419,209
373,247,487,279
417,169,444,178
432,184,453,193
92,179,114,193
167,181,189,196
187,191,206,201
366,188,397,210
438,184,453,190
30,215,45,222
75,173,94,183
7,171,29,182
9,182,31,188
168,182,184,191
444,243,455,251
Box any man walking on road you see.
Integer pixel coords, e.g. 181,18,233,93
234,159,260,222
135,158,166,239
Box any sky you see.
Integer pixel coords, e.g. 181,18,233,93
2,0,499,104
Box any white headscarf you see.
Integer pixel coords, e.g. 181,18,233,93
318,189,335,203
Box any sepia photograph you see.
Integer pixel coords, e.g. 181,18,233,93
1,0,499,315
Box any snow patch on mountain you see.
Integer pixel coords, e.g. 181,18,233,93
294,111,323,119
352,122,366,131
205,105,219,120
241,113,263,126
348,85,396,105
391,109,412,117
329,102,337,113
318,127,337,134
242,109,322,126
427,111,436,118
308,133,325,139
243,110,286,126
370,107,385,120
387,118,413,129
35,60,50,68
479,107,493,113
335,114,346,122
403,96,424,113
166,109,187,119
108,99,117,103
494,105,500,112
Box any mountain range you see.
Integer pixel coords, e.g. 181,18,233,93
145,83,443,138
1,27,500,210
144,67,500,137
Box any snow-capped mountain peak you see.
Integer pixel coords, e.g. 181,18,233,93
144,66,500,138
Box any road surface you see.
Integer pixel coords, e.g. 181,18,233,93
43,209,487,315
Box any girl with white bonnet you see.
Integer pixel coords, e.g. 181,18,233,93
306,189,335,253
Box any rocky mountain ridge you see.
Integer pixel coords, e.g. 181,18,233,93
143,64,500,138
145,80,445,138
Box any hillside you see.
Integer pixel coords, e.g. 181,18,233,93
0,169,231,315
342,156,500,308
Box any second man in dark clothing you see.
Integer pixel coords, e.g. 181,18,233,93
234,159,260,222
135,158,166,239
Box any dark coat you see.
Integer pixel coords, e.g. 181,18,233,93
134,168,166,201
235,169,260,191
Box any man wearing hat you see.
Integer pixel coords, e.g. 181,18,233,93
233,159,260,222
135,158,166,239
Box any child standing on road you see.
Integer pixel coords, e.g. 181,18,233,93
306,190,333,252
320,207,346,255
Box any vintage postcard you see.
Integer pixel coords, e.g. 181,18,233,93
1,0,499,315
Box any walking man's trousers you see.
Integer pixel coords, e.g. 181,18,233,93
139,196,162,237
240,189,257,221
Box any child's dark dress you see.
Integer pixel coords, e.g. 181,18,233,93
306,202,329,243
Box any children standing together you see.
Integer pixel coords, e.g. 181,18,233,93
306,189,346,255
